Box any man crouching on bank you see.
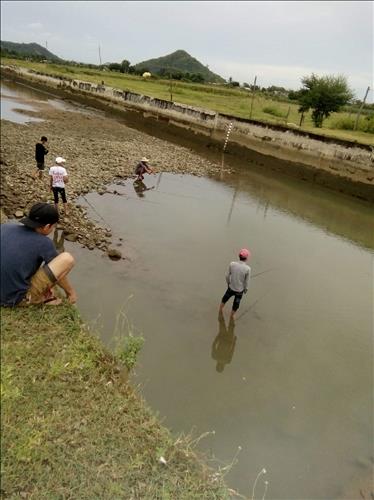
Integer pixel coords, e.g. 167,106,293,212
1,203,77,307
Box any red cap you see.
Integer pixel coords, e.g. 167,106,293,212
239,248,250,259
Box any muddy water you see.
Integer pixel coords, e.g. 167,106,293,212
73,173,373,500
2,82,373,499
1,80,97,121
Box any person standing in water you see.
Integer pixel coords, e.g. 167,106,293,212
219,248,251,319
49,157,69,215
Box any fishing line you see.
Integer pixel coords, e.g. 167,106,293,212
235,290,270,322
81,194,112,228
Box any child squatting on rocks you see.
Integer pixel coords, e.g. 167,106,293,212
49,157,69,215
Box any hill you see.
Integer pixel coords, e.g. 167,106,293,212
134,50,225,83
0,40,61,61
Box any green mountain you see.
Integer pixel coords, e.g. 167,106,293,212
0,40,61,61
134,50,225,83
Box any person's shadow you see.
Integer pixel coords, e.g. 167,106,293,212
133,179,154,198
53,228,65,254
211,311,237,373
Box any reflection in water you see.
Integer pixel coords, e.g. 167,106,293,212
53,229,65,254
211,312,237,373
133,179,155,198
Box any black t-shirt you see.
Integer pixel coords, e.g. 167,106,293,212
35,143,48,162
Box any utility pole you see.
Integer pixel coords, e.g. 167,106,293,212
249,75,257,119
98,44,102,66
285,105,291,124
169,74,173,101
45,41,48,50
354,86,370,131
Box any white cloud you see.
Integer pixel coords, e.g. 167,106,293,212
211,60,372,99
27,22,42,29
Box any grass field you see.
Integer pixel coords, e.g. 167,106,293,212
2,57,373,146
1,305,230,499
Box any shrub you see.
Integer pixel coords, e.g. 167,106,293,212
262,106,287,118
329,115,374,134
118,333,144,370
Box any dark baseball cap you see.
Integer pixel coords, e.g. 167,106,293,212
20,203,59,228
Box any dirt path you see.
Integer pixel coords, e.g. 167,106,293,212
0,102,224,255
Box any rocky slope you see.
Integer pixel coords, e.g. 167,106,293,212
1,102,224,257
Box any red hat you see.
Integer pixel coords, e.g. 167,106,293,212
239,248,250,259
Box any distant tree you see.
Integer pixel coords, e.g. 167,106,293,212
288,90,300,101
108,62,121,72
242,82,250,88
120,59,131,73
297,74,354,127
189,73,204,83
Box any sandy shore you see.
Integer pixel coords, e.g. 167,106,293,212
0,102,225,255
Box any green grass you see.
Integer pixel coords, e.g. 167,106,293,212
2,57,373,146
1,305,229,499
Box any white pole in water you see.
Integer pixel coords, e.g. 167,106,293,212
223,122,233,152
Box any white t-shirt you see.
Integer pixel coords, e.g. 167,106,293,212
49,165,67,188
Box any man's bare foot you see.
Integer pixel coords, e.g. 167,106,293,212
44,297,63,306
67,291,78,304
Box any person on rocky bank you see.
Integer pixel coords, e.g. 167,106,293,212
0,203,77,307
134,157,154,181
34,136,49,179
219,248,251,319
49,157,69,215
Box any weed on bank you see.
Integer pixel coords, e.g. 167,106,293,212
1,305,229,499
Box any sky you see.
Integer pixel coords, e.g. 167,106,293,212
1,1,373,101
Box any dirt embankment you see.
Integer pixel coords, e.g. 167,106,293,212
0,103,225,255
2,66,373,203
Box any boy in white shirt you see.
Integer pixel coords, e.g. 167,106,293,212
49,157,69,215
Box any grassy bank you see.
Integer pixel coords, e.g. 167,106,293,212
2,57,373,146
1,305,230,499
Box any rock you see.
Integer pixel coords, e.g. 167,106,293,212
107,248,122,260
64,233,78,242
14,210,24,218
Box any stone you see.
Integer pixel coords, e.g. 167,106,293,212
107,248,122,260
64,233,78,242
14,210,24,218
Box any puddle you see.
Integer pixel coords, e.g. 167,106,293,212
1,80,99,123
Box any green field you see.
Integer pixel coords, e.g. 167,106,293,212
2,57,373,146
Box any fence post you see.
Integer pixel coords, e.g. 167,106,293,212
354,86,370,131
249,75,257,119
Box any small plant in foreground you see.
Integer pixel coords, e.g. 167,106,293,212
118,333,144,370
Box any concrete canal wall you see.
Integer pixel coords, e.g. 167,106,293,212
2,64,373,201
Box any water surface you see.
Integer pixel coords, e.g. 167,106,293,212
74,172,372,500
2,80,373,499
